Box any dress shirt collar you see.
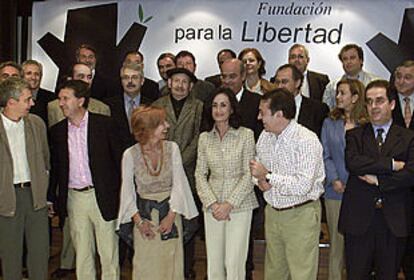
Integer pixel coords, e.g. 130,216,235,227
235,87,244,102
68,110,88,128
124,93,141,108
398,92,414,113
1,112,24,128
372,119,392,140
274,119,296,141
211,125,238,138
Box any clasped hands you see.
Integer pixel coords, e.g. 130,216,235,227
133,211,176,240
210,202,233,221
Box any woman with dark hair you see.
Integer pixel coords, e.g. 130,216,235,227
117,105,198,280
238,48,275,95
195,87,258,279
321,79,368,280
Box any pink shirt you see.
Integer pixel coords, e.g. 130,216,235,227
68,111,93,189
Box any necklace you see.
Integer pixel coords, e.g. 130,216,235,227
140,142,164,176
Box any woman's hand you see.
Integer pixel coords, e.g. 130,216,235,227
133,213,156,240
212,202,233,221
158,211,176,235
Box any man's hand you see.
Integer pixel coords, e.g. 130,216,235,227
394,160,405,171
249,159,268,180
358,174,378,186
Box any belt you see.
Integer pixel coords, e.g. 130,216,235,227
71,185,94,192
272,199,314,211
375,198,384,209
14,182,31,188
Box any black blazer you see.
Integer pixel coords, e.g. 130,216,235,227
392,96,414,130
339,123,414,237
298,96,329,138
205,73,222,88
307,70,330,102
49,113,123,221
104,94,153,151
30,88,55,126
90,71,112,101
239,89,263,141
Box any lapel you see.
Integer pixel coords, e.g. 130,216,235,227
165,97,178,125
363,123,380,156
61,120,69,168
381,123,402,156
119,96,131,133
24,117,35,166
0,115,12,161
177,98,193,124
307,72,316,98
87,113,95,162
297,96,309,124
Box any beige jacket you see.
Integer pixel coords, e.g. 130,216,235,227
0,113,50,217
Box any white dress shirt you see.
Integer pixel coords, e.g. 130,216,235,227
1,114,31,184
256,120,325,208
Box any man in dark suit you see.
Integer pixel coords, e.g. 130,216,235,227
220,58,262,279
156,52,176,91
176,50,215,104
287,44,329,102
274,64,329,137
49,80,122,280
122,50,161,102
105,62,153,151
392,60,414,279
22,60,55,126
339,80,414,279
205,48,237,88
76,44,111,100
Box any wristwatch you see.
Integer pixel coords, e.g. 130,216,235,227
265,172,272,183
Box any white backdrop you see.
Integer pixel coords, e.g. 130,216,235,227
32,0,414,91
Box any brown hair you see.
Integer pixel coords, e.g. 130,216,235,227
131,105,166,144
238,48,266,77
329,79,368,124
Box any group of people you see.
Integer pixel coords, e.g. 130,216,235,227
0,41,413,280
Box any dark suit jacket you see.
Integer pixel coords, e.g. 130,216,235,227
91,71,111,101
49,113,123,221
239,89,263,141
141,78,161,102
298,96,329,137
30,88,55,126
205,74,222,88
104,93,152,151
339,123,414,237
307,70,330,102
392,96,414,130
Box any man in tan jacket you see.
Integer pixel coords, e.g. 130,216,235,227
0,77,50,279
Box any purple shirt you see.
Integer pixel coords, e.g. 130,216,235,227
68,111,93,189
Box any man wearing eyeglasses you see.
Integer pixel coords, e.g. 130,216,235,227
287,44,330,103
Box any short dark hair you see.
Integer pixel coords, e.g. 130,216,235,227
338,44,364,62
124,50,144,62
275,64,304,88
217,49,236,62
76,44,97,57
157,52,176,66
202,87,241,131
58,79,91,109
261,88,296,120
0,61,23,77
365,79,394,102
175,50,196,65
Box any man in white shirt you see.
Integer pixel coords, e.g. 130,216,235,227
323,44,380,108
0,77,50,280
250,88,325,280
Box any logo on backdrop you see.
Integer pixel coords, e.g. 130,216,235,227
37,3,147,88
367,8,414,72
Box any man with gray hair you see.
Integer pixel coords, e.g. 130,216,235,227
0,77,50,279
287,44,330,102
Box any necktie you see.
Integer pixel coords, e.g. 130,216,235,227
404,97,412,128
128,99,136,130
376,128,384,152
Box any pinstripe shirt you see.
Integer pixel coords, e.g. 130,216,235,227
195,126,258,212
256,121,325,209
